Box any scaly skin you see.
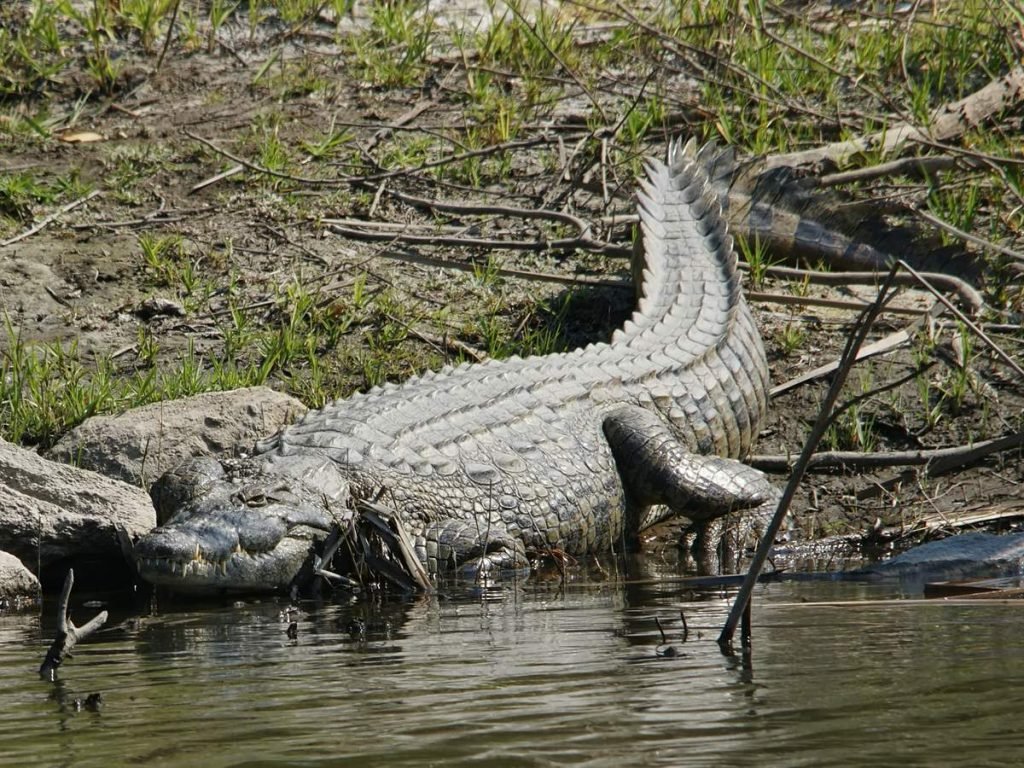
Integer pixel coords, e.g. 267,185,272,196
135,139,778,593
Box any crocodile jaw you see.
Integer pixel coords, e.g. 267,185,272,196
135,524,322,593
135,503,333,593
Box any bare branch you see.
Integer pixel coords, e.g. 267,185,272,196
39,570,108,680
720,264,902,651
764,65,1024,170
898,259,1024,379
750,432,1024,475
0,190,102,248
914,207,1024,267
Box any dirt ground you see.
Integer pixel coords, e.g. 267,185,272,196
2,3,1023,559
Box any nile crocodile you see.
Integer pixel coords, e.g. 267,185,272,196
134,139,779,593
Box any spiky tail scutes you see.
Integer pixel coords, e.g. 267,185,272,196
614,139,743,354
616,139,770,461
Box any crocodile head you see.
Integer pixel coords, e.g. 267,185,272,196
135,455,349,593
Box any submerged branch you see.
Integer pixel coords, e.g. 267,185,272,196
39,570,107,680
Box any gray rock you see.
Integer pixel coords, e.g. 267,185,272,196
0,439,155,575
0,550,40,598
46,387,306,488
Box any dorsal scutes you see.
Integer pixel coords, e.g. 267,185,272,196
612,139,742,349
280,139,753,455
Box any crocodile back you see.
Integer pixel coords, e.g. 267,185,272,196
272,140,768,482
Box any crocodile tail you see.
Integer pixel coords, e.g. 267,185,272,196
714,149,983,279
614,139,742,350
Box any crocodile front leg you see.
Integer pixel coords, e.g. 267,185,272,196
416,519,530,580
603,405,780,570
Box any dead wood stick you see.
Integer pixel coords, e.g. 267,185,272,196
153,0,181,75
185,130,343,186
390,318,488,363
1,190,102,247
769,302,940,398
897,259,1024,379
763,65,1024,170
360,138,552,184
366,243,943,319
355,500,433,592
750,431,1024,474
914,207,1024,266
720,263,901,651
769,326,910,397
327,223,626,256
190,164,244,194
186,130,551,191
381,190,596,235
747,291,925,317
364,76,456,153
754,264,984,314
39,570,108,680
817,154,963,187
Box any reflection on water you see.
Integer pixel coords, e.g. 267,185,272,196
3,558,1024,767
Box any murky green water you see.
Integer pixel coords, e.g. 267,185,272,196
3,561,1024,767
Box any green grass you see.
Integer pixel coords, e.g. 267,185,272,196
0,315,254,446
347,0,435,87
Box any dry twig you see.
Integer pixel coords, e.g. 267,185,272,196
898,259,1024,379
1,190,102,247
750,432,1024,475
914,207,1024,268
720,263,902,650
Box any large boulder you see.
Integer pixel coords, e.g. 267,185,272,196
46,387,306,488
0,550,40,598
0,439,155,585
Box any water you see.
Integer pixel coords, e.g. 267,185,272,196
3,563,1024,767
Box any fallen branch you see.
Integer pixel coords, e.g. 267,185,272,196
361,240,963,321
354,499,433,593
39,570,107,681
816,154,963,187
295,496,435,595
190,164,244,194
186,130,560,193
898,259,1024,379
328,222,626,256
749,290,924,318
1,190,102,247
152,0,181,75
763,65,1024,170
914,207,1024,268
755,264,984,315
749,431,1024,475
884,500,1024,540
387,316,487,363
769,306,938,398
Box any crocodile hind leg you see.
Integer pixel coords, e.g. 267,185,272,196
416,519,530,581
603,405,781,572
